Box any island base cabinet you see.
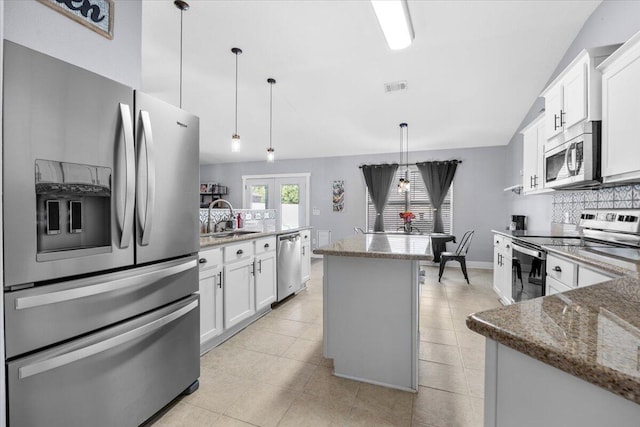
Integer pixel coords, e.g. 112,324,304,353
484,340,640,427
323,255,419,391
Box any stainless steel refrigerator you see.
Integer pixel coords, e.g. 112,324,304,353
2,40,200,427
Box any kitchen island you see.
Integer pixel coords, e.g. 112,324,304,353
467,245,640,426
314,234,433,391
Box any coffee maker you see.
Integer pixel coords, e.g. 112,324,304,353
510,215,526,231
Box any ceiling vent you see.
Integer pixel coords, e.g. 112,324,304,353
384,80,407,93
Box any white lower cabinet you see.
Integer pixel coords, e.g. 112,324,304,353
199,235,283,352
546,252,619,296
493,234,513,304
198,248,224,344
255,237,277,311
223,256,256,329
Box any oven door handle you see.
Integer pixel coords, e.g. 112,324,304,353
512,243,544,259
18,299,198,380
14,259,196,310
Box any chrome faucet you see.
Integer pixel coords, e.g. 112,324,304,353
207,199,235,233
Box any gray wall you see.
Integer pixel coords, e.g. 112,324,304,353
4,0,142,88
505,1,640,224
201,145,507,264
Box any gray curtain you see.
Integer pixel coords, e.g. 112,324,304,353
361,164,399,232
416,160,458,233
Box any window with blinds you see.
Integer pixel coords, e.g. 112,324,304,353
366,168,453,233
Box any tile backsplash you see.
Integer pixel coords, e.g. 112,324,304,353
199,208,277,233
551,184,640,224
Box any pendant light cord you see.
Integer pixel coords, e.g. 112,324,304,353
235,52,239,134
269,82,273,150
179,9,184,109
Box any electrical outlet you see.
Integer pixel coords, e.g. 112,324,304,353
312,208,320,216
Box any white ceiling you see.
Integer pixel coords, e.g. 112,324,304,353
141,0,601,165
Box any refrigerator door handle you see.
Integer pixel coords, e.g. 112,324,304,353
14,259,197,310
18,299,199,379
137,110,156,246
118,103,136,249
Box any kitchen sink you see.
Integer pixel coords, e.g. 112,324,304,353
201,230,260,239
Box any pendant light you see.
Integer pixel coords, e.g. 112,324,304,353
231,47,243,152
397,122,410,193
174,0,189,109
266,78,276,162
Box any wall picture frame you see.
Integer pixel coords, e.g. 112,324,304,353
333,180,345,212
37,0,115,40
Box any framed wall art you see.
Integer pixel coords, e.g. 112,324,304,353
333,180,344,212
38,0,115,40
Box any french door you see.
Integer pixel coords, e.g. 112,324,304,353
243,174,309,230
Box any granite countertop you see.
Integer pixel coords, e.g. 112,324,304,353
200,226,312,249
313,234,433,261
492,228,581,239
469,232,640,404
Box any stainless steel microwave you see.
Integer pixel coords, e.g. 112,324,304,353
544,121,601,189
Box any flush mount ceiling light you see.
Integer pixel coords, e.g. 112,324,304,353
371,0,415,50
266,78,276,163
231,47,243,152
174,0,189,109
397,123,410,193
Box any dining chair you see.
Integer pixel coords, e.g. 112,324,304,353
438,230,474,284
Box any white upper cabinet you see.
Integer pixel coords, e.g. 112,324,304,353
598,30,640,184
521,113,548,194
541,45,620,143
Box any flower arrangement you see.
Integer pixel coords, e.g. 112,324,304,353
399,211,415,223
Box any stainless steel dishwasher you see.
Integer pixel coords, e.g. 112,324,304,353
277,232,302,301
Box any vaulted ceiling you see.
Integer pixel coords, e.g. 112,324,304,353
141,0,601,164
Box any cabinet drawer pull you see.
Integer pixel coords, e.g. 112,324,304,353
553,266,562,272
264,243,269,248
198,258,207,264
236,249,243,255
218,271,222,288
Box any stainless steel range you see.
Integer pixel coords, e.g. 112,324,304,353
511,209,640,303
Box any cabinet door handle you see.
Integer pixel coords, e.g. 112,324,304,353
534,175,538,188
506,244,510,249
553,266,562,272
560,110,565,127
258,259,262,273
218,271,222,288
530,176,533,189
199,258,207,264
302,246,305,256
236,249,243,255
250,262,255,276
554,114,559,131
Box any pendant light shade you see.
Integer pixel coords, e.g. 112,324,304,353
397,123,410,193
266,78,276,163
231,47,243,152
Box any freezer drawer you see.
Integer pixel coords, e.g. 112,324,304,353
4,256,198,358
7,294,200,427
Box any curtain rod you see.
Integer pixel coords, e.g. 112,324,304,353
359,160,462,168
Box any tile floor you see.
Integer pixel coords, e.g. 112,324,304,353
153,260,502,427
